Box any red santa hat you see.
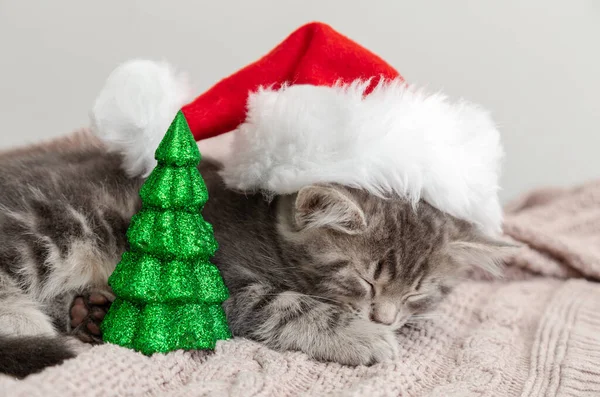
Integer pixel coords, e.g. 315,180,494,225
91,22,504,236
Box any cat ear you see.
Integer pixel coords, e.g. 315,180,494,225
294,185,367,235
446,234,520,277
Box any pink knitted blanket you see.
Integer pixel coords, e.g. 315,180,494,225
1,136,599,396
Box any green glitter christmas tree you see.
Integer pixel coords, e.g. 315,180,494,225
101,111,231,355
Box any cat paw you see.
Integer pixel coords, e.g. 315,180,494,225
344,324,399,366
364,327,400,365
70,291,114,344
310,320,400,366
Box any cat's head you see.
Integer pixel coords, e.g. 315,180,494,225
278,183,514,330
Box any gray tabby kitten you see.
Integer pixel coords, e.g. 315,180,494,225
0,134,510,378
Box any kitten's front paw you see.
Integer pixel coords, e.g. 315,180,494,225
314,319,399,366
364,326,400,365
70,290,114,344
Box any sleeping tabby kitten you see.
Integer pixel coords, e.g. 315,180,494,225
0,135,510,377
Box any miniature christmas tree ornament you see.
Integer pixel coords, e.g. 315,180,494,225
101,111,231,355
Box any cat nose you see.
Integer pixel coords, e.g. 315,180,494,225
370,303,396,325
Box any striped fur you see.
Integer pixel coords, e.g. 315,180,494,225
0,133,511,376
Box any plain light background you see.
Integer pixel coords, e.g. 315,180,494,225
0,0,598,202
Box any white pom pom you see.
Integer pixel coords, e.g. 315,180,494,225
90,59,193,177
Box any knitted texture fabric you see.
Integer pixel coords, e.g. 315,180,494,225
1,134,600,396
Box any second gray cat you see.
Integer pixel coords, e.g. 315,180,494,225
0,134,511,377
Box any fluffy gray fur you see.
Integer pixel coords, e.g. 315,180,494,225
0,135,511,377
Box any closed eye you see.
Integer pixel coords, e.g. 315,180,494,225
359,277,376,298
405,294,437,312
404,294,427,303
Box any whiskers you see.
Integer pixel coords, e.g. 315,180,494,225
409,312,442,321
400,312,443,330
